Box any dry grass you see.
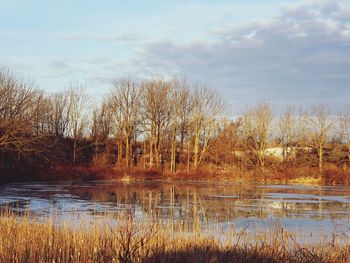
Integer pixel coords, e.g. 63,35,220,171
287,176,322,184
0,210,350,263
2,160,349,185
251,165,350,185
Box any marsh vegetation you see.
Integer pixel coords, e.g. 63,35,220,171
1,206,350,263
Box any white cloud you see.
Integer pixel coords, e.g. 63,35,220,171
130,0,350,112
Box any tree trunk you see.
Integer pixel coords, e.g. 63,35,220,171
348,144,350,168
149,124,156,168
170,128,176,173
319,145,323,173
198,125,211,166
73,139,77,165
155,124,161,168
180,130,185,153
187,140,190,173
143,140,146,170
117,141,122,165
257,151,264,168
125,135,130,168
193,133,199,169
93,142,98,166
149,134,154,168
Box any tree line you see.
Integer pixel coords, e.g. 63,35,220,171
1,68,350,179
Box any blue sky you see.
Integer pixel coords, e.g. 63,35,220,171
1,0,350,112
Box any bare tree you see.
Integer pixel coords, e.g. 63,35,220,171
0,69,42,157
176,80,195,153
168,79,188,173
141,78,173,168
47,91,71,138
206,119,240,169
67,84,88,164
339,106,350,167
175,80,195,172
308,104,334,172
91,100,113,166
239,109,255,168
278,106,307,163
31,91,51,136
168,84,179,174
254,103,273,167
109,78,141,169
191,86,223,169
240,102,273,168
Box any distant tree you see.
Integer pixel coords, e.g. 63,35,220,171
141,78,173,168
0,69,42,157
67,84,88,164
278,106,307,163
109,78,141,169
239,110,256,168
168,81,181,173
90,100,113,166
240,102,273,168
339,106,350,167
176,80,195,153
191,86,223,169
206,119,240,168
308,104,334,172
47,91,71,138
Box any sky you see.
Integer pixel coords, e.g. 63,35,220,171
1,0,350,113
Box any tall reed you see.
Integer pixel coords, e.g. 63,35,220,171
0,209,349,263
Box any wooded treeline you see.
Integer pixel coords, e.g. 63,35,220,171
1,69,350,180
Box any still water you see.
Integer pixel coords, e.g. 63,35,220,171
1,180,350,240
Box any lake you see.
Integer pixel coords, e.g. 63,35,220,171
1,180,350,242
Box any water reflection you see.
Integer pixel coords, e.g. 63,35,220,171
1,180,350,236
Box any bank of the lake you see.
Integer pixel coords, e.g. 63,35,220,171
1,209,349,263
21,164,350,186
2,162,350,186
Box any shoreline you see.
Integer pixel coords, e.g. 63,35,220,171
1,164,349,186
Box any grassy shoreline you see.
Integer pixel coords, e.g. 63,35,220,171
0,210,349,263
2,164,350,185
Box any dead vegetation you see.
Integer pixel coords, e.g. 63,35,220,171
0,209,349,263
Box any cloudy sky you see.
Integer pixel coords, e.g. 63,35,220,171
1,0,350,113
